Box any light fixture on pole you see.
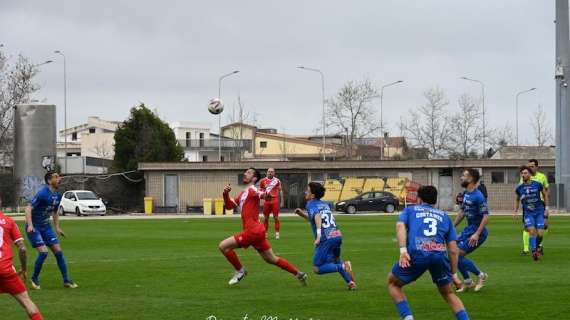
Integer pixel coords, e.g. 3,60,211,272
297,66,326,161
217,70,239,162
460,76,486,156
54,50,68,173
379,80,403,159
515,87,537,145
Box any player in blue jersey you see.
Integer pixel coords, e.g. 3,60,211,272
388,185,469,320
25,171,78,290
295,182,357,290
514,166,549,261
454,168,489,292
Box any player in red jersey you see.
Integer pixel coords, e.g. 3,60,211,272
218,167,308,286
259,168,283,239
0,204,44,320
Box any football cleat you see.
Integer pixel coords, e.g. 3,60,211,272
532,250,542,261
520,250,530,256
296,272,308,286
474,273,488,292
456,280,475,293
64,281,79,289
275,232,280,240
228,269,247,286
347,281,358,291
344,260,356,283
30,279,41,290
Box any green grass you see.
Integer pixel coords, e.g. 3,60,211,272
1,215,570,319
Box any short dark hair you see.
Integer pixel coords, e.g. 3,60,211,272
248,167,261,182
308,182,326,200
528,159,539,167
519,165,531,173
464,168,480,183
418,186,438,205
44,171,57,184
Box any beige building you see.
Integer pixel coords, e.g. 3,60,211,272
139,159,555,213
58,116,119,160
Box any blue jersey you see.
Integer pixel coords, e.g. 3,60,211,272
515,181,544,214
398,204,457,257
306,199,341,241
461,189,489,227
30,185,62,226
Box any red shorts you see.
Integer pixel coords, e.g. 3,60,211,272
263,201,280,216
234,226,271,252
0,268,26,295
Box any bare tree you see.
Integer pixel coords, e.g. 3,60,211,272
530,105,554,146
225,96,252,160
486,124,516,156
90,141,113,159
325,78,379,159
448,94,483,159
0,50,41,166
400,87,452,159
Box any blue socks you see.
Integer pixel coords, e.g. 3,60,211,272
395,300,412,318
54,251,70,283
316,262,353,284
32,252,49,283
456,310,470,320
529,236,537,252
459,256,481,278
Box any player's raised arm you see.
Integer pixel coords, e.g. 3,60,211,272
223,184,237,210
294,208,309,221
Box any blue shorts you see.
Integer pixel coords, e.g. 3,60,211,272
313,236,342,266
26,224,59,248
391,253,453,287
457,226,488,254
524,211,545,230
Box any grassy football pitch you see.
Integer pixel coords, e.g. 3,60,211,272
1,215,569,319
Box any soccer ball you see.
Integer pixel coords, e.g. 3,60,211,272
208,98,224,115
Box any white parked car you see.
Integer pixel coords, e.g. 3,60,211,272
60,190,107,216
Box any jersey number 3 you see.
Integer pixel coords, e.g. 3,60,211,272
423,218,438,236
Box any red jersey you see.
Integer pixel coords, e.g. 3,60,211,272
0,213,23,274
224,185,266,231
260,177,281,202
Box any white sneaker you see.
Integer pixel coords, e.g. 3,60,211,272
228,268,247,286
402,315,414,320
474,272,488,292
275,232,280,240
456,279,475,293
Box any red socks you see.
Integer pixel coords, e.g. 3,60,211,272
275,218,281,233
263,215,270,232
31,313,44,320
223,250,243,271
276,258,299,275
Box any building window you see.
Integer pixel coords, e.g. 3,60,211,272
260,141,267,148
89,128,96,134
185,132,191,147
507,169,520,184
202,155,208,162
547,171,555,184
221,155,225,162
491,171,505,184
199,133,205,147
71,132,77,141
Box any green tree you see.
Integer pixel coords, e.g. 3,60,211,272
113,103,184,172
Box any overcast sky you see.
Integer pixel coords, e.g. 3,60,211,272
0,1,555,144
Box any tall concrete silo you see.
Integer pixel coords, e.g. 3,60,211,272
14,103,57,202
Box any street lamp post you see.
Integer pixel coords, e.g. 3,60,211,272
515,87,537,145
379,80,403,159
297,66,326,161
460,77,486,156
54,50,67,173
217,70,239,162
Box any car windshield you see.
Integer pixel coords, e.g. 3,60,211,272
76,191,99,200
